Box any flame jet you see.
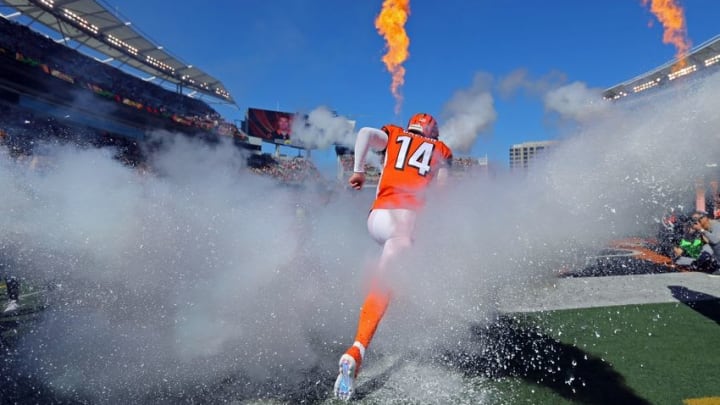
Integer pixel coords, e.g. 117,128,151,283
643,0,692,69
375,0,410,114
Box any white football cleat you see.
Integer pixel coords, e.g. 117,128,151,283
333,353,357,401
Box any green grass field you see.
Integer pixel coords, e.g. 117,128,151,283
485,300,720,405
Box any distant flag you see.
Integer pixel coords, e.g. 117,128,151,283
375,0,410,115
642,0,692,70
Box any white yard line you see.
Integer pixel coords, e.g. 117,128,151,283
498,272,720,313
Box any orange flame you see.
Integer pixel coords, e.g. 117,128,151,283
375,0,410,114
642,0,692,70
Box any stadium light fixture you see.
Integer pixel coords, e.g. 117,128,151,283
146,55,174,73
39,0,54,8
633,79,660,93
668,64,697,81
705,54,720,67
107,34,138,56
63,8,99,35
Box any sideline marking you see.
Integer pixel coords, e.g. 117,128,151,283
684,398,720,405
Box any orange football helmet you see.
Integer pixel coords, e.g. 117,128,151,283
407,113,439,139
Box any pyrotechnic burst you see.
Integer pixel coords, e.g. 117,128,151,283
642,0,692,70
375,0,411,114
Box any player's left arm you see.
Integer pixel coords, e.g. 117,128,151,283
435,147,453,187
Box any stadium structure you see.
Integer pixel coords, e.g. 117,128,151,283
509,37,720,178
601,34,720,216
510,36,720,174
0,0,332,185
603,34,720,100
1,0,233,102
0,0,490,187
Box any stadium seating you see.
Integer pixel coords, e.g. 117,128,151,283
0,17,244,141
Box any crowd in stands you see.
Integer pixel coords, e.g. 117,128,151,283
452,157,480,168
0,102,144,166
247,154,324,184
0,17,245,140
449,156,489,178
338,153,381,183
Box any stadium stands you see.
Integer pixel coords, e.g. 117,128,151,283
336,152,381,185
0,16,248,142
0,14,262,170
247,153,324,185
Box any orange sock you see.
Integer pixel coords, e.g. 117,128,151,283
346,288,392,364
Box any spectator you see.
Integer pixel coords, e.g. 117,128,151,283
692,211,720,274
672,213,719,273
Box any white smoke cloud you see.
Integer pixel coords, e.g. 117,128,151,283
439,72,497,153
290,106,356,149
0,135,379,403
3,70,720,403
497,68,567,99
543,81,609,122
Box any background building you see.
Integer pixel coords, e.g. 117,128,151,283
509,140,557,171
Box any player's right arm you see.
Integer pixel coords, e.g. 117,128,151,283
352,127,388,172
349,127,389,190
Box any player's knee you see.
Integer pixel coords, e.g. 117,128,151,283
384,236,412,256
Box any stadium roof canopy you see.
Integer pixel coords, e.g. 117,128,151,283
0,0,235,103
604,34,720,100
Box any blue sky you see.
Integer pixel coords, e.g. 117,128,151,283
99,1,720,169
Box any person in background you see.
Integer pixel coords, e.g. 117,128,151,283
691,211,720,274
672,213,717,273
269,114,292,143
333,113,453,401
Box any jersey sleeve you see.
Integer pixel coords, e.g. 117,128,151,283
381,124,403,135
378,124,402,153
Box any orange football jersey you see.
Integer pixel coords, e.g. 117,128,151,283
372,125,453,210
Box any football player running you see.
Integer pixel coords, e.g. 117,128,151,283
334,113,453,401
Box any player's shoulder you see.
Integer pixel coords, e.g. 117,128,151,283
426,137,452,153
381,124,404,135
